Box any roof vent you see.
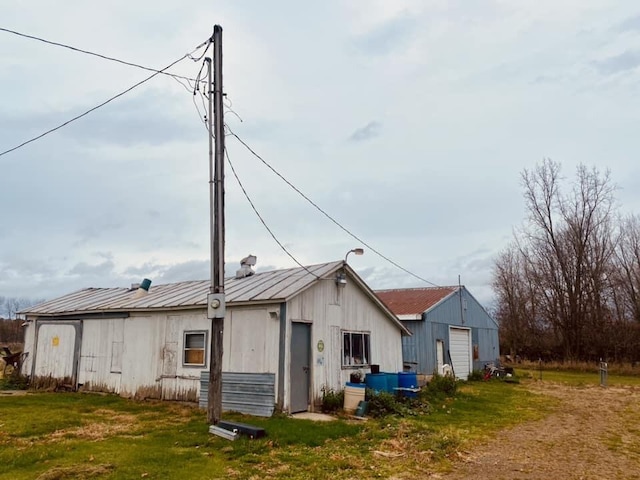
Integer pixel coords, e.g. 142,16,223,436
132,278,152,298
236,255,257,279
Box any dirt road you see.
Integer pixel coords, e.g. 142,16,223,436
441,382,640,479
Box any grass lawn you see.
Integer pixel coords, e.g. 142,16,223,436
518,367,640,387
0,380,552,480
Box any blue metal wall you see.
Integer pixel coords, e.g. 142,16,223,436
401,287,499,376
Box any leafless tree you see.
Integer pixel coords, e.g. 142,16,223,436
493,159,618,360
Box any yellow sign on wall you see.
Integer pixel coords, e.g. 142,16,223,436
52,336,59,347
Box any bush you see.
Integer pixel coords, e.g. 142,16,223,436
0,369,29,390
320,386,344,413
365,389,432,418
424,373,457,401
468,369,485,382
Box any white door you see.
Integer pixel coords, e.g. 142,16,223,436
449,328,471,380
436,340,444,374
34,324,78,380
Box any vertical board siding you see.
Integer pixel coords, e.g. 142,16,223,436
400,288,500,376
199,371,275,417
288,277,404,410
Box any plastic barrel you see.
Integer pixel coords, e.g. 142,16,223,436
365,373,387,393
385,372,399,393
398,372,418,397
344,385,366,412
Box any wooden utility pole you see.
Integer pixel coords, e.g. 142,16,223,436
207,24,226,425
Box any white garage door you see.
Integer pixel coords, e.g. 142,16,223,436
449,328,471,380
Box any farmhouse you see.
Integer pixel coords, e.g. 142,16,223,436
20,259,408,414
375,286,499,380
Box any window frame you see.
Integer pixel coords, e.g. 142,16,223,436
341,330,371,368
182,330,208,367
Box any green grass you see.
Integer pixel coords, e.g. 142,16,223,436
0,381,555,479
518,368,640,387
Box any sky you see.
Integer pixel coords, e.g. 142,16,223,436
1,1,640,309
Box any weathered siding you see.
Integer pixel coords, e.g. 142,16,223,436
401,288,500,376
287,275,404,411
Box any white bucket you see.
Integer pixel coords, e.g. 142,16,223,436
343,386,365,412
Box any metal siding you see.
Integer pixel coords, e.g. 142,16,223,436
401,288,499,376
199,371,276,417
33,323,78,379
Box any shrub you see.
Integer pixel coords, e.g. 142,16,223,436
424,373,457,401
365,389,432,418
0,370,29,390
320,386,344,413
468,369,485,382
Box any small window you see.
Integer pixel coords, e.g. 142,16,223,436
342,331,370,367
183,331,207,366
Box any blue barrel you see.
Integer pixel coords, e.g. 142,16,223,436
365,373,387,393
398,372,418,397
385,373,399,392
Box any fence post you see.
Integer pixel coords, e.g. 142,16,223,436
538,357,542,381
599,359,608,387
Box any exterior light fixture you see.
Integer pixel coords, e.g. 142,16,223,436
344,248,364,263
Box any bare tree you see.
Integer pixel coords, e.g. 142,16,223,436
614,215,640,323
493,159,617,360
1,297,45,319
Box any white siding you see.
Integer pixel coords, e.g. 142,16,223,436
34,324,77,378
286,276,404,411
223,307,279,374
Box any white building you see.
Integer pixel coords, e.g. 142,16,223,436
21,260,409,414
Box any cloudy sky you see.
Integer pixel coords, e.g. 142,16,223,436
1,1,640,308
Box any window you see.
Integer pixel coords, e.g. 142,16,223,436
342,331,370,367
183,331,207,366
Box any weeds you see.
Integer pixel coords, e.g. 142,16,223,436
320,386,344,413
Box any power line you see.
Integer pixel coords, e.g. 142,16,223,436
225,147,320,279
226,126,440,287
186,72,316,278
0,26,206,84
0,45,206,158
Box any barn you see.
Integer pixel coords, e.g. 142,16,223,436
375,286,499,380
20,260,408,414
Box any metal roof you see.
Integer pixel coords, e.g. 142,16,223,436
22,261,344,316
375,286,459,316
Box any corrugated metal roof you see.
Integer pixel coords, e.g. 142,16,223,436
375,287,459,316
22,261,344,316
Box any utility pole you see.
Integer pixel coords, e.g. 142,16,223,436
207,24,226,425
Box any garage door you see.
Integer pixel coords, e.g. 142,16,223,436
449,328,471,380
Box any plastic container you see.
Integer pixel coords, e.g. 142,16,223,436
365,373,387,393
385,372,399,392
398,372,418,388
344,385,366,412
398,372,418,398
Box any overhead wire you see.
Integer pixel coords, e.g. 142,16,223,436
186,68,318,278
0,41,210,158
0,26,206,84
225,126,441,287
224,147,321,279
